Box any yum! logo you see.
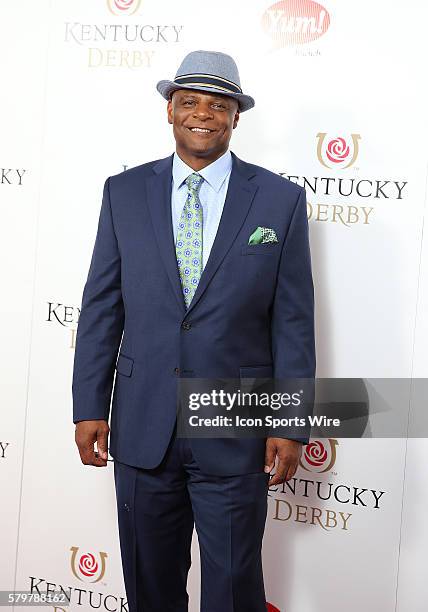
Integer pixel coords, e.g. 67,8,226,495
107,0,141,15
317,133,361,169
70,547,108,583
300,439,338,473
262,0,330,47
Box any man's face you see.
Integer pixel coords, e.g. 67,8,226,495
167,89,239,162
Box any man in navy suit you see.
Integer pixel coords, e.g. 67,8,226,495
73,50,315,611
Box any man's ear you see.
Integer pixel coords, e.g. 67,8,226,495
233,109,240,129
167,97,173,125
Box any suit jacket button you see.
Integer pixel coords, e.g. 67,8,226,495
181,322,191,330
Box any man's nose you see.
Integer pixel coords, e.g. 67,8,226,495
193,105,213,120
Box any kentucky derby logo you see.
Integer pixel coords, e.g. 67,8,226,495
262,0,330,47
70,547,108,583
300,439,338,473
107,0,141,15
316,133,361,169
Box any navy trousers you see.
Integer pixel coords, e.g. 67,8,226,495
113,428,270,612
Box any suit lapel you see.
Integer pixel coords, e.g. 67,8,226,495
146,154,187,314
185,152,258,317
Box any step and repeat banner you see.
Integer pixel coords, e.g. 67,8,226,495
1,1,427,611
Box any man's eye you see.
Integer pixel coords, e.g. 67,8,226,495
183,100,194,106
212,103,225,109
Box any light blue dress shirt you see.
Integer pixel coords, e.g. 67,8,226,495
171,149,232,269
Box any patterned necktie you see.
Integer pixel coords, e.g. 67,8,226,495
175,172,204,308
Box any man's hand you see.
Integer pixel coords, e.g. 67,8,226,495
264,438,303,485
75,420,110,467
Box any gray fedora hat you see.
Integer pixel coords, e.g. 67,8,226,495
156,50,255,112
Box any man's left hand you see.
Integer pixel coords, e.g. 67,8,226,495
264,438,303,485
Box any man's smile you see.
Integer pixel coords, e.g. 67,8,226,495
186,126,216,134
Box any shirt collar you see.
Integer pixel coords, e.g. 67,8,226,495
172,149,232,193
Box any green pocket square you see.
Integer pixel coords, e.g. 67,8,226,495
248,226,278,245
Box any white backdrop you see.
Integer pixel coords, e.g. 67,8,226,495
1,1,428,611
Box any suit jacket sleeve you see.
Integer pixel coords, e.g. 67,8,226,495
269,187,316,444
72,177,125,423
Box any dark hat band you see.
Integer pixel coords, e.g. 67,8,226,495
174,73,242,95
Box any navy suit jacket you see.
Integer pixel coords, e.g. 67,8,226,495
72,151,316,475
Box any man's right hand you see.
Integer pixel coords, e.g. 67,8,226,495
75,420,110,467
